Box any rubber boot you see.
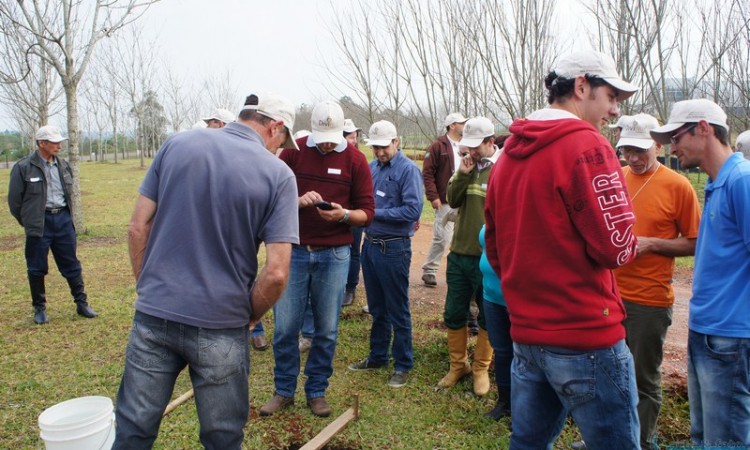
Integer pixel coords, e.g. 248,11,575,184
438,326,472,388
484,385,511,420
67,275,97,318
29,274,48,325
472,328,494,396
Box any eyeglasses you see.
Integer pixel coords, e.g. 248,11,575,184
670,124,697,145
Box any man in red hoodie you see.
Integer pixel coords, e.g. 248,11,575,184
484,51,640,449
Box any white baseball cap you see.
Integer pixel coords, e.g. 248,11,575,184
202,108,235,125
650,99,729,145
553,51,639,101
616,113,660,150
458,117,495,148
367,120,398,146
735,130,750,158
256,93,298,150
293,129,311,140
35,125,67,143
444,113,468,128
343,119,361,134
608,114,631,129
311,101,345,145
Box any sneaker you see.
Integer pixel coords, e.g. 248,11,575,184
388,371,408,388
259,393,294,416
571,440,588,450
298,337,312,353
307,397,332,417
342,290,355,307
421,273,437,287
348,358,386,371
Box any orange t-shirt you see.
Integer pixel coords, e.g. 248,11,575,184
614,164,701,307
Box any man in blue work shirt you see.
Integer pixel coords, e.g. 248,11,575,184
348,120,424,388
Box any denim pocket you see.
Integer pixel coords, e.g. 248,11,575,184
198,328,246,384
126,317,168,368
542,347,596,405
705,335,740,361
331,245,351,262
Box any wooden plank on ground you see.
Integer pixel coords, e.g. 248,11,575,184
300,395,359,450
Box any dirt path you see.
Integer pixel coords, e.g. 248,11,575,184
407,222,690,384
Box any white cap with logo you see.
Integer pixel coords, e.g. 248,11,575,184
256,93,298,150
202,108,235,125
367,120,398,146
35,125,67,143
444,113,468,128
608,114,632,129
735,130,750,159
616,113,660,150
311,101,345,145
343,119,361,134
458,117,495,148
650,99,729,145
553,51,639,101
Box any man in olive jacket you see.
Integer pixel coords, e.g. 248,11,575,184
8,125,97,324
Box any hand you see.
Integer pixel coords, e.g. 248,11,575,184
299,191,323,208
636,236,656,257
431,199,441,210
458,154,475,174
317,202,345,222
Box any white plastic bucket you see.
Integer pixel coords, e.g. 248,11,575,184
38,396,115,450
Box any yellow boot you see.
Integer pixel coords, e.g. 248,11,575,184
472,328,494,396
438,326,472,388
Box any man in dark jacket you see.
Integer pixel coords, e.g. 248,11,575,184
420,113,467,287
8,125,97,324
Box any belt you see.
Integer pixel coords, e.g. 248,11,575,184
364,235,409,249
45,207,65,215
295,244,331,252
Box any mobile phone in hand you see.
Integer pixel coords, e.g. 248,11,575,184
314,201,334,210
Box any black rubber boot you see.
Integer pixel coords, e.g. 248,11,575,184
67,275,97,318
484,386,511,420
29,274,48,325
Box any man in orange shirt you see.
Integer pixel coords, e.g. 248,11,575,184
615,113,701,450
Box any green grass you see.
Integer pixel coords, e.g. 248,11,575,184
0,157,690,449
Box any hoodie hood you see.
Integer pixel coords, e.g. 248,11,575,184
504,115,599,160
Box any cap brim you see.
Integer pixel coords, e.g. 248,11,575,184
649,123,684,145
607,123,621,129
616,137,654,150
284,127,299,150
343,127,361,134
458,137,484,148
367,138,392,147
603,77,639,101
312,130,345,145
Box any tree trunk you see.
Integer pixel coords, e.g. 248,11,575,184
63,83,85,234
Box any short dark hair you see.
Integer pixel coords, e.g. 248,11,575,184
238,94,260,120
682,122,729,146
544,71,611,104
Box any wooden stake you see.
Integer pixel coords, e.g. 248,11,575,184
300,395,359,450
162,389,194,417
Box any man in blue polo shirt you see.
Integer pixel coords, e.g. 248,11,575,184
651,99,750,447
348,120,423,388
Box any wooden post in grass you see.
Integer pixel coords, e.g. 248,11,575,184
299,395,360,450
163,389,194,417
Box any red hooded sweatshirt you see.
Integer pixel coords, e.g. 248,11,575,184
484,110,637,350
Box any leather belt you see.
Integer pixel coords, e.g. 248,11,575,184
45,207,65,215
364,235,408,251
296,244,331,252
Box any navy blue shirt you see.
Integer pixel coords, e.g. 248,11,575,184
367,151,424,238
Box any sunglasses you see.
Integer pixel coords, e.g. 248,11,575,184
670,124,697,145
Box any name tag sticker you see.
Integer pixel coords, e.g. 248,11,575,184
30,177,40,182
376,190,386,197
328,168,342,175
481,183,487,190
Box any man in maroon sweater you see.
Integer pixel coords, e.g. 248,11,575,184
260,100,374,418
484,51,640,449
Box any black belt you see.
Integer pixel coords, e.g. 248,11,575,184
295,244,331,252
364,235,409,248
45,207,66,215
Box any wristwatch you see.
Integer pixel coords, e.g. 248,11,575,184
339,209,350,224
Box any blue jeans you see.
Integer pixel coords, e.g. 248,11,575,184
361,237,413,372
510,340,640,450
25,208,81,278
301,300,314,339
688,330,750,446
346,227,363,291
484,300,512,390
113,311,250,450
272,244,349,399
252,320,265,337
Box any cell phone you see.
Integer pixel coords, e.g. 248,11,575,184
314,201,334,210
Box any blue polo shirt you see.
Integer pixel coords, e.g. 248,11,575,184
690,152,750,337
366,151,423,238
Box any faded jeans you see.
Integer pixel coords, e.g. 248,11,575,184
421,204,454,275
510,340,640,450
113,311,250,450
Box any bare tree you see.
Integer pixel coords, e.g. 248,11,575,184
162,67,191,133
0,0,159,232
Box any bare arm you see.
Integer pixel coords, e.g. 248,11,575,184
637,236,696,258
249,242,291,323
127,195,157,281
